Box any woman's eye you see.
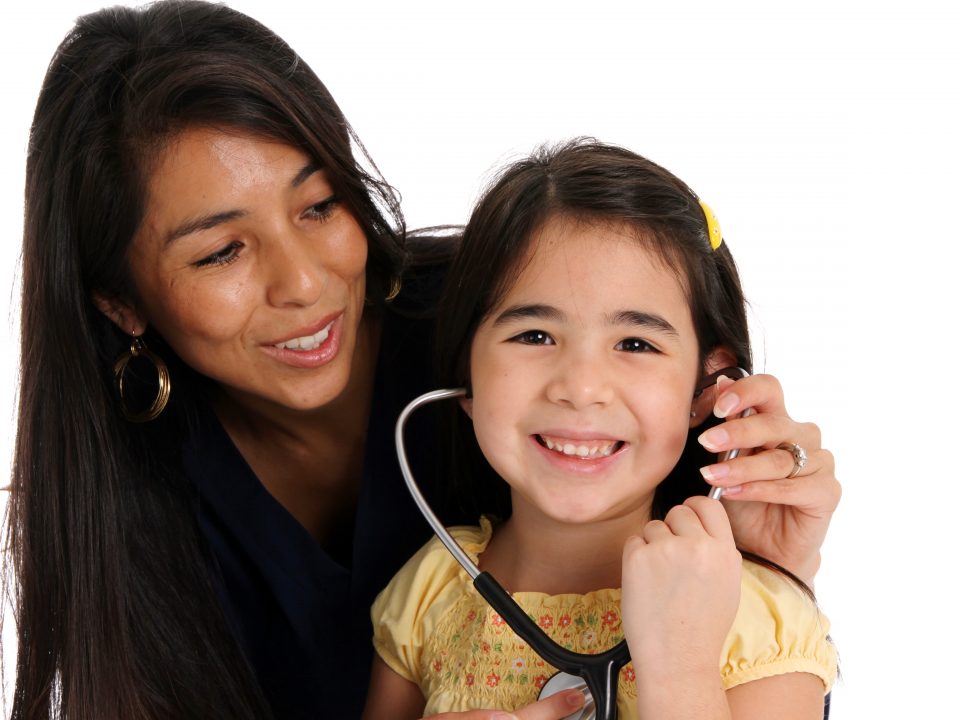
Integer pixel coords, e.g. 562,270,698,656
303,195,340,221
194,240,243,268
615,337,656,353
510,330,555,346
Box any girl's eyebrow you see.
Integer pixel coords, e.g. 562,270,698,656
492,303,564,326
608,310,679,336
492,305,678,336
164,160,322,245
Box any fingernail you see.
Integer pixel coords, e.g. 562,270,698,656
698,427,729,451
717,374,735,391
723,484,743,495
714,392,740,419
699,463,729,482
564,690,586,708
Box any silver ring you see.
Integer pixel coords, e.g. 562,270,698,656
778,442,808,479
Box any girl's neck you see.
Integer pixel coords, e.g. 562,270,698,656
479,496,654,596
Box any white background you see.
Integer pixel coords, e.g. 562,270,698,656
3,1,958,717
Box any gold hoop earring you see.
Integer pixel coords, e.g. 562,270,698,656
384,275,402,302
113,336,171,423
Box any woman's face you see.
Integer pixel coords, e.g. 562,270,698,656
114,127,369,412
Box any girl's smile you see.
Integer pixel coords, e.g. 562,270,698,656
465,215,703,526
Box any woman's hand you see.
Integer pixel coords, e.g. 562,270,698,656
621,496,742,674
420,689,584,720
696,373,841,585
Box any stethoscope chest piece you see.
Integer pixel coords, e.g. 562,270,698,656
539,672,596,720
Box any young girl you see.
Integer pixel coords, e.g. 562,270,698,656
363,140,837,719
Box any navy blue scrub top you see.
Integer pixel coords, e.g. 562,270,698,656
183,266,457,719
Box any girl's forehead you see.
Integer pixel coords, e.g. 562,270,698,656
508,214,686,294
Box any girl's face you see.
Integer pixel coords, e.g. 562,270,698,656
104,127,369,413
466,215,701,526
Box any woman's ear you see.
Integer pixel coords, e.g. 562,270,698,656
689,347,739,428
92,292,147,336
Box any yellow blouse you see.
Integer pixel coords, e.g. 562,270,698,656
371,519,837,717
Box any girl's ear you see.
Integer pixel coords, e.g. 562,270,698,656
92,292,147,336
458,395,473,419
689,347,739,428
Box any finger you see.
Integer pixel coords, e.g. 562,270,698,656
721,468,842,516
700,447,831,488
622,533,648,555
699,414,821,455
683,495,735,542
713,373,787,419
662,503,706,536
513,689,586,720
642,519,674,543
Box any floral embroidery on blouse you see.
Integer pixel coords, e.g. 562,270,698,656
422,585,636,705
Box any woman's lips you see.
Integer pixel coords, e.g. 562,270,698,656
271,319,335,351
260,313,343,369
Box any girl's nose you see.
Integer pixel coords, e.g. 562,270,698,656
263,226,327,307
545,349,615,409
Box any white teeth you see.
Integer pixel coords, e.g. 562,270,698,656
541,435,619,458
274,321,333,351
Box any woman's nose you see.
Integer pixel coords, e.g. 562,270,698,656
545,348,616,409
263,226,327,307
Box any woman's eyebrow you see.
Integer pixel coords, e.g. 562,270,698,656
492,303,565,326
291,160,322,188
608,310,678,336
165,209,248,245
164,161,323,245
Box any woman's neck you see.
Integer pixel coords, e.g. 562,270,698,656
214,313,382,547
479,496,654,596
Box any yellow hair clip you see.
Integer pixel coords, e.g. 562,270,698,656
698,199,723,251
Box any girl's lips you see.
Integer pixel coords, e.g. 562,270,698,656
535,433,624,458
260,313,343,369
530,433,628,473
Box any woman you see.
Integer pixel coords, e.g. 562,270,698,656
8,2,840,718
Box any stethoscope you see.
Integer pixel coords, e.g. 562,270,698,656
394,368,752,720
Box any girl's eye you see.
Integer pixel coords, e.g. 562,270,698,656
615,337,656,353
509,330,555,346
303,195,340,221
194,240,243,268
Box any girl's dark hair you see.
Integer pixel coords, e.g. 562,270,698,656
8,1,404,717
436,139,813,597
436,138,752,523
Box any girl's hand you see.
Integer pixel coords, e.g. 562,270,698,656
621,496,742,676
420,689,585,720
696,373,841,585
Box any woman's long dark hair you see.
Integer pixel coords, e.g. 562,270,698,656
7,2,405,717
435,139,810,592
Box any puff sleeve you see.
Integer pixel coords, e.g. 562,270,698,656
721,561,838,693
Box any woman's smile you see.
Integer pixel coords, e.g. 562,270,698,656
260,312,343,369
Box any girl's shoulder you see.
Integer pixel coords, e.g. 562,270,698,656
371,519,492,623
723,560,838,693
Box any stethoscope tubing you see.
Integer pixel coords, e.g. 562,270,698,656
395,387,628,719
394,368,753,719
